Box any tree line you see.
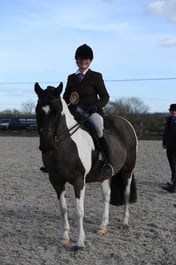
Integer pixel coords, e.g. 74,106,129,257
0,97,167,139
105,97,167,139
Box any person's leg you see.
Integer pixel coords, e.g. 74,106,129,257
166,150,174,184
170,154,176,184
166,150,176,184
88,112,104,138
88,113,114,177
163,150,176,192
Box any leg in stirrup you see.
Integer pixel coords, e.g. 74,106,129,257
99,131,114,177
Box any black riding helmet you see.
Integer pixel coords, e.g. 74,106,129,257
75,44,93,60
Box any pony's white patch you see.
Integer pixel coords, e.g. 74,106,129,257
61,99,95,175
99,179,110,229
75,186,86,247
59,190,70,241
42,105,50,114
123,174,132,225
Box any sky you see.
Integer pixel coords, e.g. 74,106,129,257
0,0,176,113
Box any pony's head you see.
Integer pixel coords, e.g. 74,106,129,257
34,82,63,152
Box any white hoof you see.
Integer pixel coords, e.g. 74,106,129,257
61,239,70,245
97,227,107,235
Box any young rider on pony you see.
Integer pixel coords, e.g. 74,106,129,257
63,44,114,177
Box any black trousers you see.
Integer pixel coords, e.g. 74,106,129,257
166,149,176,183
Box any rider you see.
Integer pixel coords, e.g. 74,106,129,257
63,44,114,177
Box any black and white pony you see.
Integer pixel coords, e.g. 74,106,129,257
34,82,137,250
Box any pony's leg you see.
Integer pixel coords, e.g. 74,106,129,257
59,190,70,244
123,173,132,226
97,178,110,235
75,185,86,248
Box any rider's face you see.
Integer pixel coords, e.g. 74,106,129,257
76,58,92,71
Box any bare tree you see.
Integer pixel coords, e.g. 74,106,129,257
104,97,149,137
21,100,36,114
1,109,21,115
105,97,149,115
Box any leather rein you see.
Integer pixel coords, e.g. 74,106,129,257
40,111,89,150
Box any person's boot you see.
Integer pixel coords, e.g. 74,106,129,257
162,181,176,193
99,132,114,177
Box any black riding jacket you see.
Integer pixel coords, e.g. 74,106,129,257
63,69,109,116
163,116,176,153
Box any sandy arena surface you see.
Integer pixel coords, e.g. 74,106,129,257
0,137,176,265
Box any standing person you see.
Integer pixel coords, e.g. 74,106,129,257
162,103,176,193
63,44,114,177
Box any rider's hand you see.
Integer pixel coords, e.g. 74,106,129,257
88,105,97,113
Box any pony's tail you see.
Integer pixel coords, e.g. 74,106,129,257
110,171,137,206
129,174,137,203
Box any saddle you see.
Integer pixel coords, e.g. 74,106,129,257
81,118,101,150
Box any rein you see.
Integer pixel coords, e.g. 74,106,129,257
38,96,91,150
54,114,89,149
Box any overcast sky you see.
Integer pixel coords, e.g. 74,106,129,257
0,0,176,112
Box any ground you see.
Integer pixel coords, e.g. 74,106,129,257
0,137,176,265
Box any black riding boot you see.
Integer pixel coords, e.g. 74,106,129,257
163,180,176,193
99,133,114,177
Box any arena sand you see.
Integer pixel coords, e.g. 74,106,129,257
0,137,176,265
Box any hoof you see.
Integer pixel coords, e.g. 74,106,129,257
40,167,48,173
61,239,70,245
97,227,107,235
162,185,176,193
122,224,129,230
71,246,85,252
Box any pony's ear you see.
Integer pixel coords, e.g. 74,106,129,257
55,82,63,97
34,82,44,98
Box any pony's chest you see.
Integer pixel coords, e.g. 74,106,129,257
51,132,95,175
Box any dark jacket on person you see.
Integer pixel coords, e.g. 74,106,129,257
163,116,176,153
63,69,109,116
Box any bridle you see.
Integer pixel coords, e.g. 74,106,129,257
38,98,90,150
